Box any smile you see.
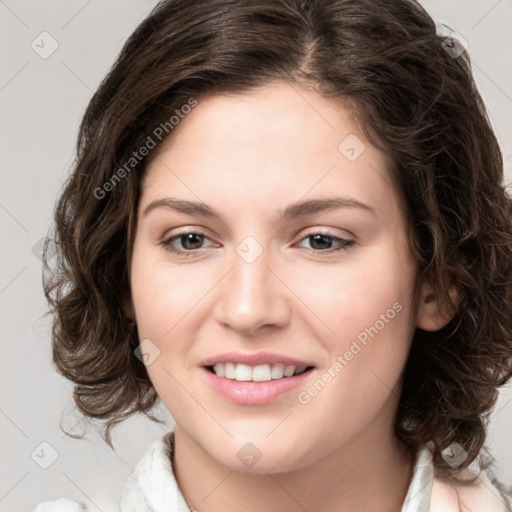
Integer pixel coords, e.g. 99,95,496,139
208,362,311,381
201,352,316,405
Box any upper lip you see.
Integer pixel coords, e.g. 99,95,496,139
201,351,314,368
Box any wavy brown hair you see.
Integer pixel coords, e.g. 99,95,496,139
43,0,512,478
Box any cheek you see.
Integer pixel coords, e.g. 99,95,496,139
129,247,203,420
293,246,416,405
296,248,415,349
130,244,209,344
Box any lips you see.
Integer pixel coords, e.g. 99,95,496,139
200,352,315,405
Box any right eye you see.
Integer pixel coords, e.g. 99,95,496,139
162,230,217,256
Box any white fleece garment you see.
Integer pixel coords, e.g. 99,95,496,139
34,431,512,512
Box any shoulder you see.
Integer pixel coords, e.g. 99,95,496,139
32,497,90,511
431,463,512,511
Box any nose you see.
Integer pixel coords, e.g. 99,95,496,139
213,243,291,335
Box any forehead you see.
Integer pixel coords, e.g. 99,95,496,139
140,81,400,224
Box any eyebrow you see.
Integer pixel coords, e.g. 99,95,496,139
142,196,377,220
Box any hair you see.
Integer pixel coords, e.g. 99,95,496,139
43,0,512,479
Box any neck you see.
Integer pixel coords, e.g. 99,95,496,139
173,419,414,512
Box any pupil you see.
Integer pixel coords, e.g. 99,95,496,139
311,234,331,250
182,233,203,250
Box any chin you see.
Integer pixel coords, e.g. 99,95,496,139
202,432,317,475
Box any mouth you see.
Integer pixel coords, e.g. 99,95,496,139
206,362,313,382
200,353,316,405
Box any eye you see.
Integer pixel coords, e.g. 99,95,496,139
295,232,355,253
162,230,216,255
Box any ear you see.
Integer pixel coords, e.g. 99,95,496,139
416,280,460,332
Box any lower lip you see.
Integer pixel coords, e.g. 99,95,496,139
202,367,313,405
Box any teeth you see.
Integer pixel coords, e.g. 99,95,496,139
224,362,236,379
213,363,224,378
284,365,295,377
271,363,285,379
235,363,252,381
252,364,272,382
211,363,309,381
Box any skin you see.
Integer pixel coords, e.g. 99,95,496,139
129,81,455,512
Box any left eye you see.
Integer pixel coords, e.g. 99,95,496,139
296,233,354,253
161,230,354,255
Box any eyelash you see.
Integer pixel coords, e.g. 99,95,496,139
161,229,355,257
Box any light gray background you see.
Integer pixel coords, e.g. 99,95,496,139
1,1,511,511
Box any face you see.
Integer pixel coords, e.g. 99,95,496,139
130,81,420,473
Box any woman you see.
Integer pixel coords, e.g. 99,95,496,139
36,0,512,510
